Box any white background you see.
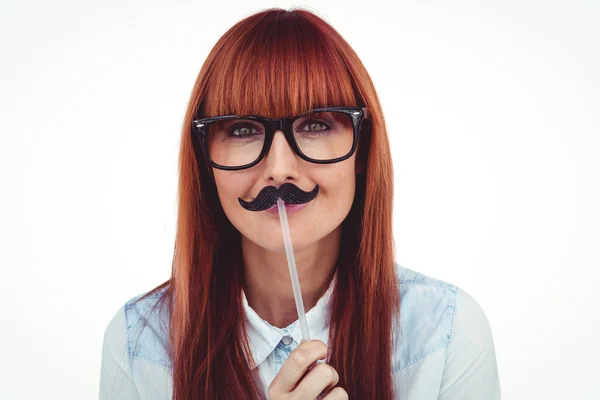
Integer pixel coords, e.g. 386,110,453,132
1,0,598,398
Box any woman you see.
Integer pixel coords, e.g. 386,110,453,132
99,7,501,399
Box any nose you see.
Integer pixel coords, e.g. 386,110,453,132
262,129,299,184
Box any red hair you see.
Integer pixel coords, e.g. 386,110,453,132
137,7,400,399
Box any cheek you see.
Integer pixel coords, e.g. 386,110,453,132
214,169,253,198
213,171,254,221
311,168,356,229
325,165,356,203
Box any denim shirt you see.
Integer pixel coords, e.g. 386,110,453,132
99,263,501,399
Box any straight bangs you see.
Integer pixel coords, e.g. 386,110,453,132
199,12,361,119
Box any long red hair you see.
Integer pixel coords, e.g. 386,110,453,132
136,7,399,399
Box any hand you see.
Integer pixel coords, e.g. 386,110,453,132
267,340,348,399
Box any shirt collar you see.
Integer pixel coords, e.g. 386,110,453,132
241,273,337,369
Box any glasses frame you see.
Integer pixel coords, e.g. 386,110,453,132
191,106,368,171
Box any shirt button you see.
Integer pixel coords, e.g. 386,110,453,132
281,335,293,345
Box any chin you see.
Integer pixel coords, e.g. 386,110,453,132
257,233,312,253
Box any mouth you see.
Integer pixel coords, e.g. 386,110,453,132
265,202,309,214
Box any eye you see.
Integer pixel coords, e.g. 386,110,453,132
298,120,330,133
228,123,262,138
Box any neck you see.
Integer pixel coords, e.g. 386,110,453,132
241,226,340,328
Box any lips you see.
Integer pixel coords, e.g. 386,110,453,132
266,202,308,214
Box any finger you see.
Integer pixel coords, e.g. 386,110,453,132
322,386,349,399
303,358,326,377
292,363,339,399
268,340,328,394
302,344,327,377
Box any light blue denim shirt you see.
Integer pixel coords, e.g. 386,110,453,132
99,263,501,399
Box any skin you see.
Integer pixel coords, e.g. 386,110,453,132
214,128,364,328
268,339,348,399
214,126,363,399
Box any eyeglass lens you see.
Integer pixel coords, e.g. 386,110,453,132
205,111,354,168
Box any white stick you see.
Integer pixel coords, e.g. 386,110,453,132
276,197,311,342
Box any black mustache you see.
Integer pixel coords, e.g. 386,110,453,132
238,183,319,211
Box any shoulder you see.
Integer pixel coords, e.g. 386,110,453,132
103,287,172,372
392,262,493,373
438,282,500,398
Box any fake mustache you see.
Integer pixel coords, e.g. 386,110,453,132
238,183,319,212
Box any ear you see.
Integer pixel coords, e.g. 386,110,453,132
355,118,372,175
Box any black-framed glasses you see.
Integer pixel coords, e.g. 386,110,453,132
191,106,368,171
